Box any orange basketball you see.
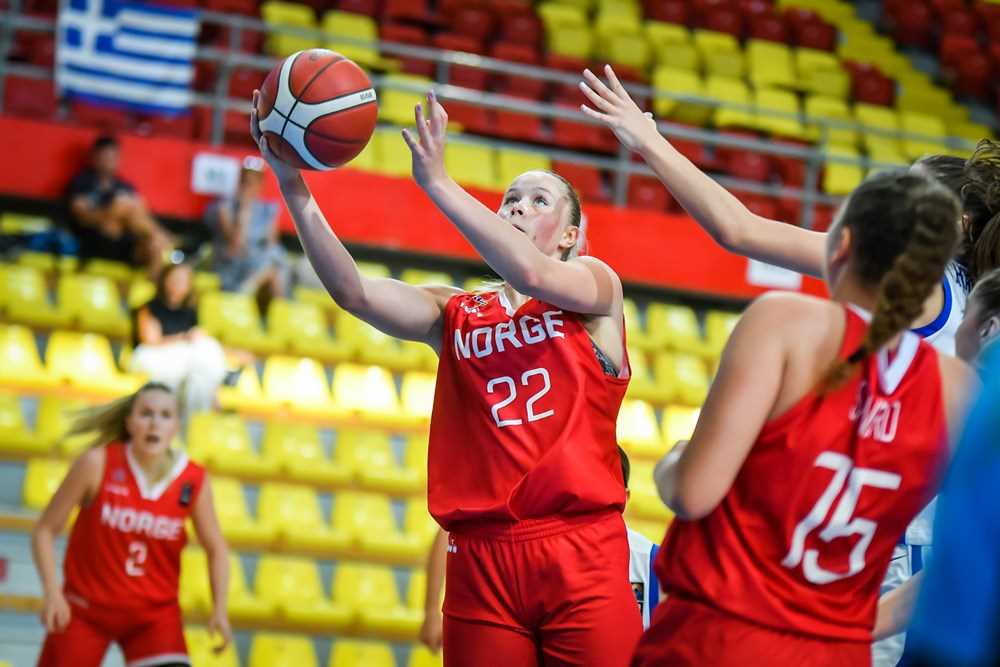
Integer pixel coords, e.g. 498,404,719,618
256,49,378,171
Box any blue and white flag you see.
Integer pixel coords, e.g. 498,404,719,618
56,0,199,114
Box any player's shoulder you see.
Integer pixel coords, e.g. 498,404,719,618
739,291,843,337
571,255,623,286
70,444,107,487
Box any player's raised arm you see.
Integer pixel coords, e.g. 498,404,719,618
579,65,827,278
251,91,459,349
402,91,623,317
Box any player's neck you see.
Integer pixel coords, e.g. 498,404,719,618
501,284,532,310
829,275,878,314
130,446,174,484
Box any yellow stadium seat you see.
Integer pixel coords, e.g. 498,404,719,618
704,309,740,358
321,10,379,69
625,346,671,404
36,395,93,456
261,421,351,485
399,372,435,427
269,299,353,363
127,278,155,310
58,273,130,338
216,364,274,414
953,121,994,145
346,429,422,493
46,331,143,396
23,458,68,510
17,250,76,274
198,291,281,355
655,352,709,406
0,212,51,235
646,303,703,355
627,459,672,520
249,633,319,667
537,2,587,28
0,392,35,453
338,314,424,373
410,645,443,667
694,30,743,79
81,259,135,284
804,95,857,146
646,22,698,71
855,103,901,157
261,555,353,628
261,355,334,417
373,126,414,178
331,364,405,425
340,490,424,560
617,399,662,459
755,87,806,139
184,626,240,667
348,133,379,172
398,268,453,286
823,144,864,196
547,22,594,59
195,271,221,294
866,143,909,173
0,264,69,329
706,76,755,130
261,1,319,56
0,325,55,391
622,298,655,351
625,518,665,545
795,48,848,98
353,567,422,637
445,140,498,191
747,39,795,89
379,73,432,127
603,33,653,71
259,482,351,552
651,67,710,125
186,412,278,477
179,548,213,614
403,497,439,550
661,404,700,446
330,640,397,667
210,477,277,547
293,285,341,313
899,111,947,161
496,149,552,188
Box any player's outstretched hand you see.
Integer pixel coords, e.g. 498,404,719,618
250,89,299,183
579,65,659,153
419,611,444,654
40,591,71,633
401,89,449,190
208,607,233,654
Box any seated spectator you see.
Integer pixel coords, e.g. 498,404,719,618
65,135,172,275
130,262,227,419
204,156,290,312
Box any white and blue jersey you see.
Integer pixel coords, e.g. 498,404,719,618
626,527,660,629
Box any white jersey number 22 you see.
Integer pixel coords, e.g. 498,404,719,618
782,451,901,584
487,367,554,428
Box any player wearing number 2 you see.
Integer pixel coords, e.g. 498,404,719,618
32,382,231,667
250,84,640,665
628,171,978,666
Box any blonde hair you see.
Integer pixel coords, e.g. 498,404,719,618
822,172,961,390
66,382,177,449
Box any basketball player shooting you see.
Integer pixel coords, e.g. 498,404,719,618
250,89,642,665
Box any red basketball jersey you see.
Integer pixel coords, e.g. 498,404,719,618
428,291,629,530
63,442,205,608
655,305,949,641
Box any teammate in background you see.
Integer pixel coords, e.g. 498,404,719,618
32,383,230,667
251,86,641,666
955,267,1000,366
418,446,660,652
580,66,1000,667
625,170,977,665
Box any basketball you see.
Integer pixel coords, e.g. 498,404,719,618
256,49,377,171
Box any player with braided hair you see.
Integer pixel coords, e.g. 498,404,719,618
625,170,977,666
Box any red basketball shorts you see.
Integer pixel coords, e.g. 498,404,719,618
442,511,642,667
37,594,188,667
631,594,871,667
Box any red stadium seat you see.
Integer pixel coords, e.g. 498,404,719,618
846,61,895,107
938,33,980,72
749,12,790,44
669,129,713,169
722,149,771,182
438,0,483,15
491,42,546,99
643,0,689,25
70,102,135,133
544,53,590,98
954,52,992,99
444,101,496,135
628,175,674,212
3,76,57,118
701,7,744,37
552,161,607,203
449,7,496,43
941,9,977,36
989,42,1000,69
204,25,264,53
811,204,835,232
794,19,836,51
202,0,258,15
735,192,779,220
494,93,546,143
497,11,543,49
22,33,55,67
888,0,932,49
383,0,435,25
772,145,808,188
735,0,773,19
193,62,218,93
136,113,196,140
432,31,485,56
552,91,600,151
337,0,380,17
228,67,262,101
380,22,434,77
928,0,967,17
433,33,489,89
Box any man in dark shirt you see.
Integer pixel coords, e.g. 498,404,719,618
65,135,172,274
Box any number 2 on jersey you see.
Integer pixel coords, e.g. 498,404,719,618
782,451,901,584
126,540,147,577
487,367,554,428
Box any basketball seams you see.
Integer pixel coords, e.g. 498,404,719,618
285,51,344,131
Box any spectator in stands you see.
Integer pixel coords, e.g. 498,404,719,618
130,262,228,419
65,135,172,275
204,156,290,312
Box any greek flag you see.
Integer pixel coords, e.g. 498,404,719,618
56,0,199,114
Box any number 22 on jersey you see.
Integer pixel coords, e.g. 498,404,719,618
487,367,554,428
782,451,901,585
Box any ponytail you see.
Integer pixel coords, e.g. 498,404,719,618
65,381,175,449
961,139,1000,281
822,172,961,391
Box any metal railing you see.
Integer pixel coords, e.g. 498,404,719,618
0,3,982,229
